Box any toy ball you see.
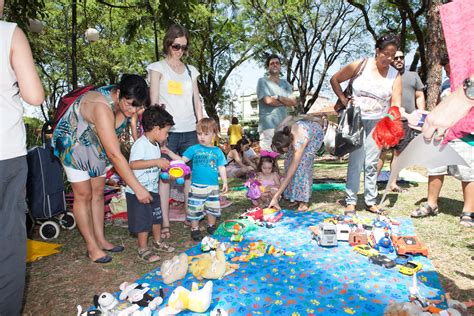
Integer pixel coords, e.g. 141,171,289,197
160,160,191,185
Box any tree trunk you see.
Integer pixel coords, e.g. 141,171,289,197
425,0,444,110
71,0,78,89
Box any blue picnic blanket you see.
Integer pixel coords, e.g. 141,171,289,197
125,210,447,315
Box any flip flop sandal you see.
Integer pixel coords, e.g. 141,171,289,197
344,205,356,216
411,203,438,218
138,248,161,263
365,204,385,215
160,226,171,239
390,186,408,193
460,212,474,228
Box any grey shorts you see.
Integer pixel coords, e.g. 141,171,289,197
427,140,474,182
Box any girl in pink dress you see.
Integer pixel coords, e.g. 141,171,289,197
255,156,281,206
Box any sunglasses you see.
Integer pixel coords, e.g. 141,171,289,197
170,43,188,51
394,56,404,61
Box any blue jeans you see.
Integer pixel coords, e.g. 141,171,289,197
0,156,27,315
345,119,381,206
166,131,198,156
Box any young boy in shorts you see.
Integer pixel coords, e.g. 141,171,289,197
125,106,176,263
164,118,228,241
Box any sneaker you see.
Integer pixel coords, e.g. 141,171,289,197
207,224,217,235
191,227,202,241
152,239,175,253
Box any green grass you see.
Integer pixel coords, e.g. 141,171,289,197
23,159,473,315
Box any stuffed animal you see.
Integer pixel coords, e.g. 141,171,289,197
158,253,189,285
158,281,213,315
189,249,239,280
76,305,102,316
119,282,163,311
160,160,191,185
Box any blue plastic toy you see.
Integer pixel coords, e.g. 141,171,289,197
374,232,394,254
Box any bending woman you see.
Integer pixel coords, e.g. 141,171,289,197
268,116,324,211
53,74,152,263
330,33,402,215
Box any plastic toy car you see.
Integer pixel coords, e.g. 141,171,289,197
310,223,337,247
368,254,396,269
353,245,379,257
398,261,423,276
393,236,429,257
394,254,413,266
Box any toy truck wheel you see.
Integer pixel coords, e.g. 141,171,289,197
39,221,60,240
59,211,76,230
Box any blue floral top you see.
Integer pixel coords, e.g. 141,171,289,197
52,86,128,177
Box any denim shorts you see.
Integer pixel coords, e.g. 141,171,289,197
125,192,162,233
166,131,198,156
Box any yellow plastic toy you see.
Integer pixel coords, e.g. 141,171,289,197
189,249,239,280
158,281,213,315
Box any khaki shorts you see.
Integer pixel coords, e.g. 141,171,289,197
427,140,474,182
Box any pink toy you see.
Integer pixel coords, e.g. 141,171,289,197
160,160,191,185
244,173,263,200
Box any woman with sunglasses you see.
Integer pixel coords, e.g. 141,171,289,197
330,33,402,216
147,24,203,240
52,74,152,263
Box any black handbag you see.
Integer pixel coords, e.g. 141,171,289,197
334,104,364,156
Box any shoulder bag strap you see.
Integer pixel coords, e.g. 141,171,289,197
184,64,198,123
347,58,368,88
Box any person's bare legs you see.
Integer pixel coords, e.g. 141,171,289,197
138,231,149,249
207,214,216,227
71,180,106,261
90,177,115,250
377,150,388,177
388,150,405,191
427,175,445,209
461,181,474,227
151,224,162,243
159,179,171,239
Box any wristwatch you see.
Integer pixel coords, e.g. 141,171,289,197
463,77,474,100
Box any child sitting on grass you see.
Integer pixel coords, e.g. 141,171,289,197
256,156,281,206
125,106,176,263
164,118,228,241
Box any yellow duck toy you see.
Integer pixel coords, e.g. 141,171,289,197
158,281,213,315
189,249,239,280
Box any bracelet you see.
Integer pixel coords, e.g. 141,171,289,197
386,113,395,121
277,95,281,101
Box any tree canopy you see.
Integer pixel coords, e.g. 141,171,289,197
5,0,448,117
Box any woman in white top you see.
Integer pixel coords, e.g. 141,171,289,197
330,33,402,216
147,24,203,239
0,4,44,313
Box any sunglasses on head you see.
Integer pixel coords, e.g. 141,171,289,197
171,43,188,51
394,56,404,61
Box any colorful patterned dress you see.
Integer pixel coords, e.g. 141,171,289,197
283,120,324,203
52,86,128,177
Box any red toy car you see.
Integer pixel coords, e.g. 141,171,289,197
393,236,429,257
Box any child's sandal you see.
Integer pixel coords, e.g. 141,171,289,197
161,226,171,239
138,248,160,263
460,212,474,228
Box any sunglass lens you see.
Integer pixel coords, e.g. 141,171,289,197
171,44,187,51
